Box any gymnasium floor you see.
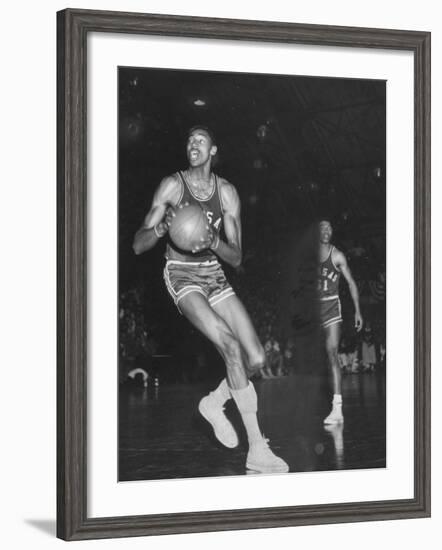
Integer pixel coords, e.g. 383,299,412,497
119,371,386,481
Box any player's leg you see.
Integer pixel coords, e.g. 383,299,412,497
212,294,266,375
178,291,247,448
323,322,344,424
164,261,245,447
325,322,342,393
212,295,288,473
179,292,248,389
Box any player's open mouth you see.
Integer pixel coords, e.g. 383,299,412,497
189,150,199,160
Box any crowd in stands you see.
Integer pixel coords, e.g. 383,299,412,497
337,318,386,374
119,288,157,361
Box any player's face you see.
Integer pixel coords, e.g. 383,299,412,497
319,222,332,243
186,130,217,167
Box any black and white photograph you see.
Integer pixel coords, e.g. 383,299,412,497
118,67,386,482
1,0,437,545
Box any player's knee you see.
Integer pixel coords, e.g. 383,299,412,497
219,331,241,366
326,345,338,360
248,347,266,372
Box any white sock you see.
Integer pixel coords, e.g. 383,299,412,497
230,383,263,446
209,378,231,405
333,394,342,406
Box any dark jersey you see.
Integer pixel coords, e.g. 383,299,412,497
165,171,224,262
318,246,341,300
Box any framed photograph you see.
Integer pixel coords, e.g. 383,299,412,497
57,8,431,541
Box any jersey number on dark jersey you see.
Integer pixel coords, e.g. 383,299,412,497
205,210,221,230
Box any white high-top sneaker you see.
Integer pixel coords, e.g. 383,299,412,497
198,394,239,448
246,437,289,473
323,403,344,424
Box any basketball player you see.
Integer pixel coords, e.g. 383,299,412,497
318,220,363,424
133,126,288,473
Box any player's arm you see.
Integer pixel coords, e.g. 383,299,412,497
132,176,179,255
334,250,363,331
205,181,242,268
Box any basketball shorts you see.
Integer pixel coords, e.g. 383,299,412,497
319,296,342,328
163,259,235,312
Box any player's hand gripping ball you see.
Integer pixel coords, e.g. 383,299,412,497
191,226,218,254
168,203,210,252
154,206,176,238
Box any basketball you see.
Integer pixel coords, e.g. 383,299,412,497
168,203,209,252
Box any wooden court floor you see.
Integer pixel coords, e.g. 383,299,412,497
119,372,386,481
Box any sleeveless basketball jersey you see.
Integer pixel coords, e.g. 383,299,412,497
318,246,340,300
165,171,224,262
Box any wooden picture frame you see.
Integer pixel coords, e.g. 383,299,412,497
57,8,430,541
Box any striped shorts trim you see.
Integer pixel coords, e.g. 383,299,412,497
163,260,235,312
319,297,342,328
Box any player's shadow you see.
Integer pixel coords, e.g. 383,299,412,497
24,519,56,536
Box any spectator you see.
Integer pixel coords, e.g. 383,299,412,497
361,324,377,372
263,336,284,377
283,338,295,375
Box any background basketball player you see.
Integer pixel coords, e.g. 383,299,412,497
132,126,288,473
318,220,363,424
